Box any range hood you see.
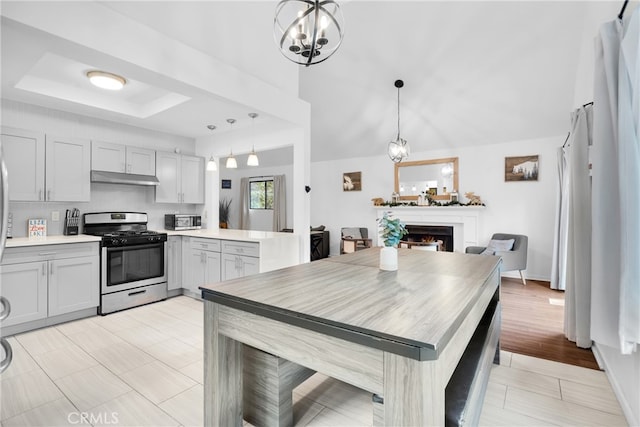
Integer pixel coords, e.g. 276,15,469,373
91,170,159,186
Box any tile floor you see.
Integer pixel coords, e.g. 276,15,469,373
0,296,629,426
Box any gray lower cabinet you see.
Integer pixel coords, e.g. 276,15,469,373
48,256,99,316
187,238,221,294
221,241,260,281
167,236,182,291
0,261,47,327
0,242,99,333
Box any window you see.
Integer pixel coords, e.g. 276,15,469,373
250,180,274,209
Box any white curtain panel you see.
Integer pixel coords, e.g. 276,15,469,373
563,106,593,349
550,145,569,291
591,8,640,355
617,8,639,354
591,18,623,351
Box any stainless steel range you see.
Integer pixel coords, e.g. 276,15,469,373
83,212,167,314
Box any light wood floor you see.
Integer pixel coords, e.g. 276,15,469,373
500,277,599,370
1,295,628,426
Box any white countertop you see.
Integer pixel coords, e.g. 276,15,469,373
5,229,295,248
5,234,102,248
165,228,297,243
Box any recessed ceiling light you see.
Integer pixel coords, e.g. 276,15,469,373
86,70,126,90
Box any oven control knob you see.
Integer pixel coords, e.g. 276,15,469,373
110,238,119,246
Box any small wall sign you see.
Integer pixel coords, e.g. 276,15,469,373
28,218,47,238
221,179,232,189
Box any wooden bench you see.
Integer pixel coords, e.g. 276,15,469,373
243,345,316,426
372,292,501,426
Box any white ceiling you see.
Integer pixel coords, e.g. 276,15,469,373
0,1,626,163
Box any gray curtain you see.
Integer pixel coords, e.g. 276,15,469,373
272,174,286,232
239,177,250,230
563,105,593,349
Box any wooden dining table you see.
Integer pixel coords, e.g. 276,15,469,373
200,247,501,426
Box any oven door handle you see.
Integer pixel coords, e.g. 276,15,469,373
105,242,164,252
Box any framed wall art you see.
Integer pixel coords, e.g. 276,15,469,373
343,171,362,191
505,155,539,181
221,179,232,189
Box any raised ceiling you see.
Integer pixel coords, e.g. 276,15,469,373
0,1,624,162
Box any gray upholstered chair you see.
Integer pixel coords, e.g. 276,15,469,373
340,227,372,254
465,233,528,285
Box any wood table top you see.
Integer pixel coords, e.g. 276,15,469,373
201,248,500,360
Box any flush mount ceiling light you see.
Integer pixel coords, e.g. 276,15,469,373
206,125,217,171
225,119,238,169
388,79,409,163
247,113,259,167
86,70,126,91
274,0,345,67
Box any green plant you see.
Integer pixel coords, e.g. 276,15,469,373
378,211,408,247
219,198,232,223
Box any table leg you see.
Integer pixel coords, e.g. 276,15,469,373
383,352,444,425
204,301,243,427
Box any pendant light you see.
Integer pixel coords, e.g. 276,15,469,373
388,79,409,163
225,119,238,169
274,0,345,67
206,125,217,171
247,113,259,167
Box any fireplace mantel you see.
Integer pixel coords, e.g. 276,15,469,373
374,206,485,252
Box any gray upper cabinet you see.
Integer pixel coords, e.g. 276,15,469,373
92,141,156,176
46,135,91,202
1,127,45,201
1,127,90,202
155,151,204,204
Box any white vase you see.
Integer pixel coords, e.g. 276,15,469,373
379,246,398,271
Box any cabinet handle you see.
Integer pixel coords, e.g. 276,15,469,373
39,189,43,201
38,252,57,256
47,190,51,200
127,164,131,173
49,263,53,276
42,265,46,276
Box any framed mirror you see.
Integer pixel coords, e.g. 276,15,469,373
394,157,459,201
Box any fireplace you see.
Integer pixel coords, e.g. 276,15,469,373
404,225,454,252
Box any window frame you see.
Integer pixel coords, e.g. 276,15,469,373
249,179,274,210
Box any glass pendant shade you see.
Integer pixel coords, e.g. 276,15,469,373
247,150,259,166
226,154,238,169
388,137,409,163
274,0,345,66
206,156,217,171
388,79,409,163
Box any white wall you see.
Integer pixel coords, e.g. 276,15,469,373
310,135,562,281
2,100,198,236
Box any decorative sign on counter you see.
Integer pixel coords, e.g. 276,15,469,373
28,219,47,238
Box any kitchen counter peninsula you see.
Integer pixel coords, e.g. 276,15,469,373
201,248,501,426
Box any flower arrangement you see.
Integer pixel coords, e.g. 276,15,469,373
378,211,408,247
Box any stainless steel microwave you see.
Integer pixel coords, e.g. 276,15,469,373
165,214,201,230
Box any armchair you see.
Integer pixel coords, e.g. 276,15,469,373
466,233,528,285
340,227,372,254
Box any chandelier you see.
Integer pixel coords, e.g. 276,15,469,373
388,79,409,163
274,0,345,67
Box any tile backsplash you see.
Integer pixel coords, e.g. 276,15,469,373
8,182,200,238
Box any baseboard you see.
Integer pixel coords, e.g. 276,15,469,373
592,343,638,427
